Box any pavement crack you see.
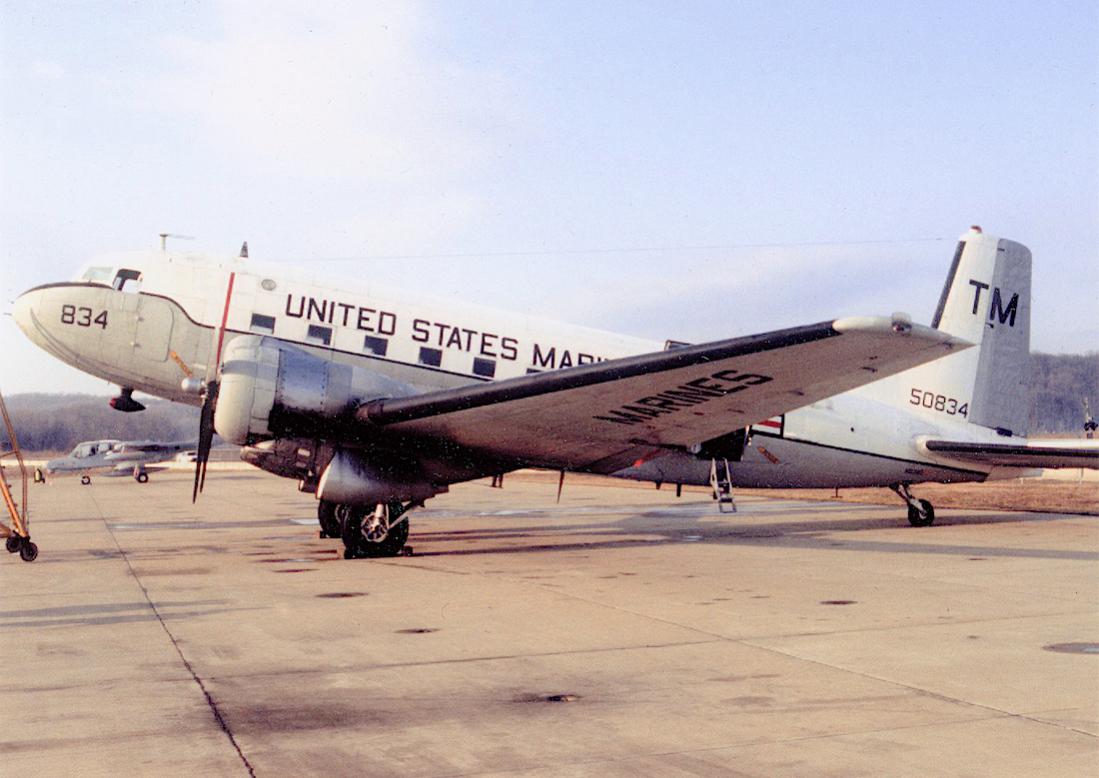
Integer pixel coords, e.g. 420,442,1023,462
89,493,257,777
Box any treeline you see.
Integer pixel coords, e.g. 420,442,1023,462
3,394,199,453
2,351,1096,452
1028,352,1099,434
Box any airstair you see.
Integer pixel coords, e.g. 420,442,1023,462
0,390,36,562
709,457,736,513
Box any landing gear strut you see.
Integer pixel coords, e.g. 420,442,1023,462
890,483,935,527
340,501,411,559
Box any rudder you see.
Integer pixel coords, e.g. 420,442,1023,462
891,227,1032,435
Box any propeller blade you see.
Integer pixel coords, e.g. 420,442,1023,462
192,271,237,503
192,381,218,503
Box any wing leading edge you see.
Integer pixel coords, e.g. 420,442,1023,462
358,316,969,473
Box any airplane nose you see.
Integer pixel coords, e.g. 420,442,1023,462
12,288,43,342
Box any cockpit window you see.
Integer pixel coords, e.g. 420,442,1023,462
82,266,114,284
113,268,143,293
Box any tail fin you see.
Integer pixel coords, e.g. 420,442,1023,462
891,227,1031,435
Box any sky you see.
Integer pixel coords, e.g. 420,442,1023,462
1,1,1096,395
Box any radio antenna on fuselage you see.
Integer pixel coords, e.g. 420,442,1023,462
158,232,195,252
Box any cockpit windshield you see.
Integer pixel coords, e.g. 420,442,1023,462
80,266,115,284
70,441,119,458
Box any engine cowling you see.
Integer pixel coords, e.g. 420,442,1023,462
317,448,444,505
215,335,416,445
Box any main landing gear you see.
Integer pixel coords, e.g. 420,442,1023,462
317,499,412,558
890,483,935,527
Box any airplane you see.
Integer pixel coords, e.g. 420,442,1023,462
12,227,1097,559
44,438,197,484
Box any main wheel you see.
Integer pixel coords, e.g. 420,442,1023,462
907,498,935,527
80,475,91,485
6,535,22,553
317,500,342,538
20,541,38,562
341,502,410,558
361,517,409,558
136,472,149,484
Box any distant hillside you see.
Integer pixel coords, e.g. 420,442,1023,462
2,351,1096,452
4,394,199,453
1028,352,1099,434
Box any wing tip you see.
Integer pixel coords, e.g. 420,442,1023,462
831,315,972,351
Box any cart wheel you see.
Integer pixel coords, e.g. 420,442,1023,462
19,541,38,562
6,535,22,553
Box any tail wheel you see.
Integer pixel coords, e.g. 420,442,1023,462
80,475,91,485
907,498,935,527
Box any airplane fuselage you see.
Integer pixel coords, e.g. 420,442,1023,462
14,248,1004,493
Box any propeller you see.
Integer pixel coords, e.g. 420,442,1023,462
192,379,219,502
192,272,237,502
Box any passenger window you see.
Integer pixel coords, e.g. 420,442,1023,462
472,357,496,378
362,335,388,356
250,314,276,334
306,325,332,346
418,347,442,367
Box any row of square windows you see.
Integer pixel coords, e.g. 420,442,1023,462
249,313,526,378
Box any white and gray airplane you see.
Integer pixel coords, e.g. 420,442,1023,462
13,227,1097,558
44,438,196,484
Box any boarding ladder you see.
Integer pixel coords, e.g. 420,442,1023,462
0,390,36,562
709,457,736,513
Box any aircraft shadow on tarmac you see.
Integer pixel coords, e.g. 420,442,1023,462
405,504,1097,563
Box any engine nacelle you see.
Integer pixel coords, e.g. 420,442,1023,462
317,448,444,506
215,335,415,445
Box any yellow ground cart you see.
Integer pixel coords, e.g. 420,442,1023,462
0,390,36,562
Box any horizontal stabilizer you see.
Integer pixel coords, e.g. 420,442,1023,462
923,439,1099,469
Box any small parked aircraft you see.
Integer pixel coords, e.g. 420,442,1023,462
45,438,196,484
13,227,1096,558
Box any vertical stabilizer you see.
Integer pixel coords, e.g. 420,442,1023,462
888,228,1031,435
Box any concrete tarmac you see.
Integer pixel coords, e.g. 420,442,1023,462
1,470,1096,776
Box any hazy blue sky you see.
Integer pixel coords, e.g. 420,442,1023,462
2,1,1096,395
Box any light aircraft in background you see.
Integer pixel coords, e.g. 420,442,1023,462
45,438,196,484
13,227,1097,558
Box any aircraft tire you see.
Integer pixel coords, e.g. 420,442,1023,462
317,500,342,539
340,502,409,558
20,541,38,562
6,535,22,553
907,499,935,527
136,473,149,484
360,518,409,558
80,475,91,485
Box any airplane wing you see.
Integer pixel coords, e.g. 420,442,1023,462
358,316,969,473
923,439,1099,469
